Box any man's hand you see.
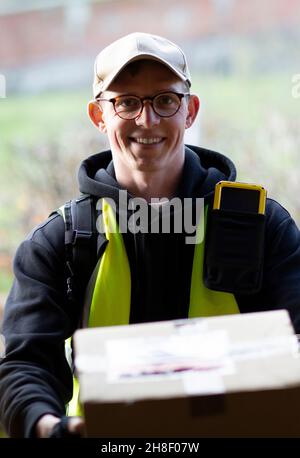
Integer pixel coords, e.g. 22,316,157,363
36,414,85,438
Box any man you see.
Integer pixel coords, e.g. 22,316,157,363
1,32,300,438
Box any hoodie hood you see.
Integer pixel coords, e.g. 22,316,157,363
78,144,236,201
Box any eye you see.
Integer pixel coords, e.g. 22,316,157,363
115,96,140,110
155,93,177,107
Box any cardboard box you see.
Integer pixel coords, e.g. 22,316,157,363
73,310,300,437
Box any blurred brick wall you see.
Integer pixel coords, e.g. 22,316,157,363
1,0,300,70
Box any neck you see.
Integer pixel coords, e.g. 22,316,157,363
115,161,184,202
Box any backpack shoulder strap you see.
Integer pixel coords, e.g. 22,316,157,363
57,194,98,303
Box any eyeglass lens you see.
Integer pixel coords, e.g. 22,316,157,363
114,92,182,119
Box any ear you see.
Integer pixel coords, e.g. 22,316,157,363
87,100,107,133
185,94,200,129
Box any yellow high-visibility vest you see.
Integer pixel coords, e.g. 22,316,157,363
61,198,239,416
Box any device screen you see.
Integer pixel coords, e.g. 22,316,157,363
220,186,261,213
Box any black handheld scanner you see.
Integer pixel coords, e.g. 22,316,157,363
213,181,267,214
204,181,267,294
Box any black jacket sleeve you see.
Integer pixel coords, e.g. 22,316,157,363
236,199,300,333
0,214,81,438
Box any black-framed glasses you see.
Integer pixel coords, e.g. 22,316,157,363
96,91,190,120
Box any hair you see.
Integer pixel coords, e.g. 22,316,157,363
116,59,190,93
182,80,191,94
124,60,147,77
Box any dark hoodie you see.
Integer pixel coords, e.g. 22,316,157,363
79,146,236,324
1,145,300,438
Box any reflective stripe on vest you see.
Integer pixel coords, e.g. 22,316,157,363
60,198,239,416
88,198,131,327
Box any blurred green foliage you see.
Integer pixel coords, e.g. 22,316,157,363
0,90,90,146
197,75,300,221
0,427,7,438
0,90,100,248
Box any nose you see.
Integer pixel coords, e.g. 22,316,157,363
135,100,160,128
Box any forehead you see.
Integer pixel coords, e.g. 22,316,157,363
106,60,185,94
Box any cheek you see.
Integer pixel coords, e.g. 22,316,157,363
102,109,122,137
169,114,187,138
107,122,130,146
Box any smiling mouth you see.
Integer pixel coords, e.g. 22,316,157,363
130,137,164,145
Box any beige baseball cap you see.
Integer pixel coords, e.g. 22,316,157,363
93,32,191,98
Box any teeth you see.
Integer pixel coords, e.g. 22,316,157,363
135,137,162,144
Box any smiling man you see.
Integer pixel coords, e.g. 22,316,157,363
88,55,199,201
1,32,300,439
